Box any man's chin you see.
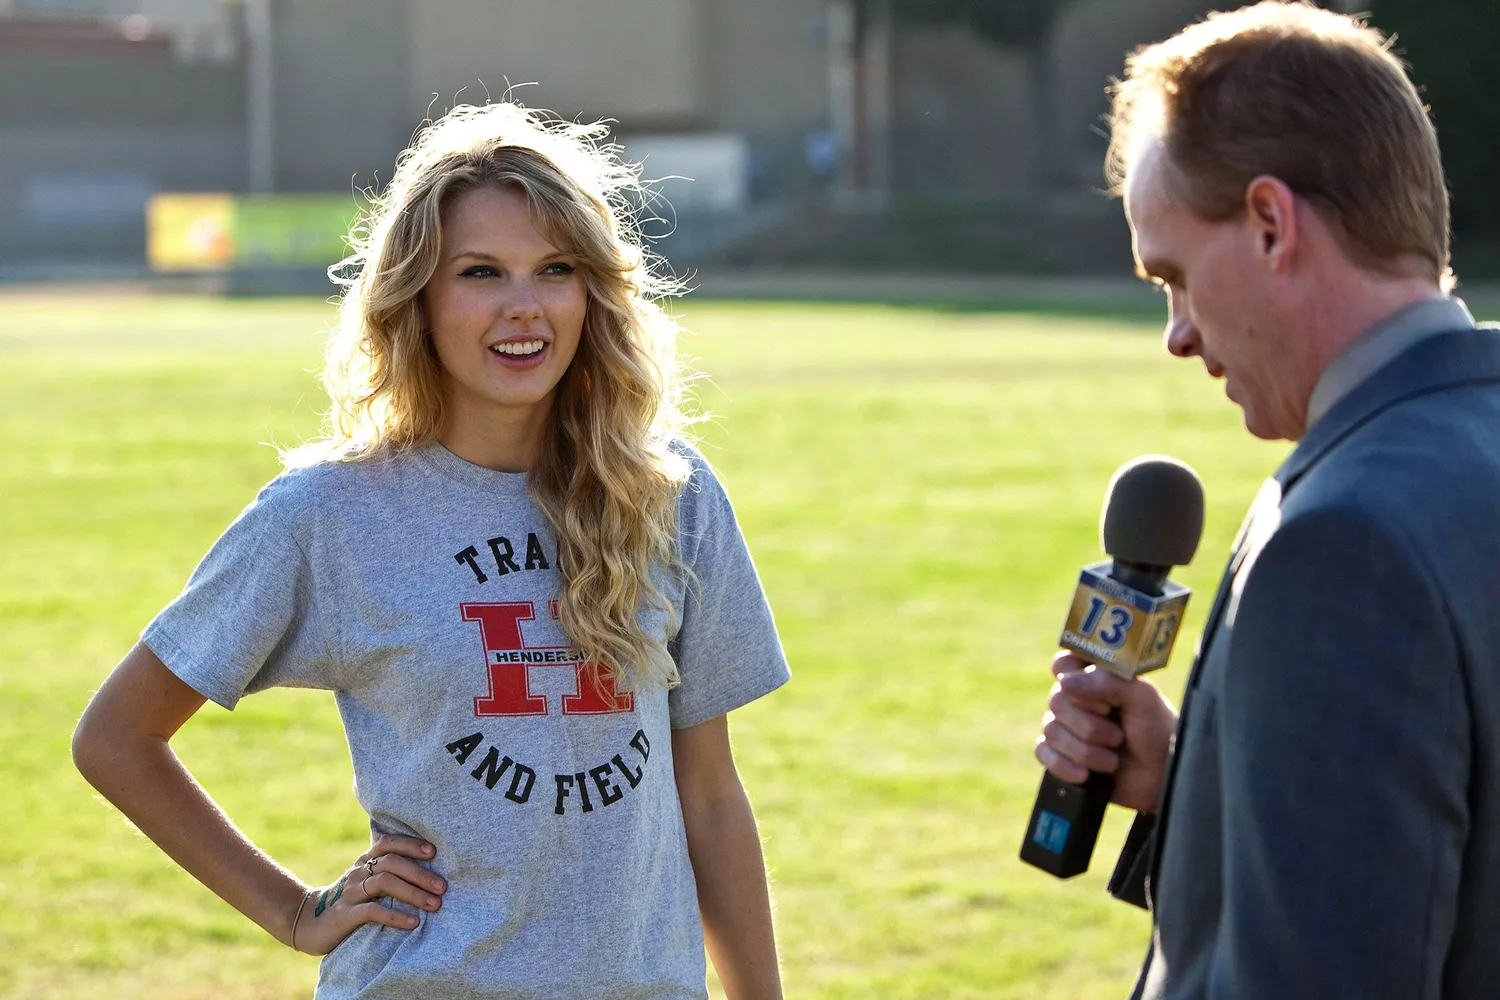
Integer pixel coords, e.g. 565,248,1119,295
1241,408,1294,442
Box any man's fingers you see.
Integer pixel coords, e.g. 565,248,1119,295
1050,651,1090,678
1048,689,1125,746
1052,656,1136,712
1034,740,1089,784
1040,715,1121,774
1049,678,1115,719
1057,663,1138,708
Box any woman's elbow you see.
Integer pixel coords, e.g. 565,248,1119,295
72,644,200,788
72,692,144,791
71,704,116,788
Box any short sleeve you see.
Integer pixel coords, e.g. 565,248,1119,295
667,448,790,729
141,474,340,710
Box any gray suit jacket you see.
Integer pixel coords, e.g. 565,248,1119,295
1121,327,1500,999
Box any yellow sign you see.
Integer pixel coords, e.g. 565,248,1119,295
146,193,361,271
147,194,235,271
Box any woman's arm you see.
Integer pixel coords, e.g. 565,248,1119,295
673,715,783,1000
72,644,445,953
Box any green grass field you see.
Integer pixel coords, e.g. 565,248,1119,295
0,288,1343,998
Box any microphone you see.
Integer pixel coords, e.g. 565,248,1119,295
1020,456,1204,879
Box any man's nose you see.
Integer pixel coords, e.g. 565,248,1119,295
1164,292,1200,358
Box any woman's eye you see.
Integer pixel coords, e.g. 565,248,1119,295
459,265,496,278
543,262,576,277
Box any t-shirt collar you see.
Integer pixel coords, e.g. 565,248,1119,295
411,440,533,496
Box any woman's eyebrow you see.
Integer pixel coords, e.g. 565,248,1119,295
447,249,573,264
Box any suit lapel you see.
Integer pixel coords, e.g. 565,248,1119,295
1143,478,1279,897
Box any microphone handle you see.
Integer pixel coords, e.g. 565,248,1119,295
1019,707,1121,878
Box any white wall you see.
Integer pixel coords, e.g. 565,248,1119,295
619,132,748,210
407,0,705,124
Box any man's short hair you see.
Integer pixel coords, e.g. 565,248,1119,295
1107,1,1450,285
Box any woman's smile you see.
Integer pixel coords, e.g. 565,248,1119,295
487,338,552,369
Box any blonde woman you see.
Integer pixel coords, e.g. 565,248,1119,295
72,103,789,1000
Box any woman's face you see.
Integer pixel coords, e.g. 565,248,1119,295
422,184,587,436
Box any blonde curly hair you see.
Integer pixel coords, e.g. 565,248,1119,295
292,102,693,692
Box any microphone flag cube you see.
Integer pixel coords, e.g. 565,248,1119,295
1059,562,1190,679
1022,564,1193,878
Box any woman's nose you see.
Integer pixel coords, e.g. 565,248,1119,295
505,281,543,322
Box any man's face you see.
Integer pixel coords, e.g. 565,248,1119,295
1125,144,1306,441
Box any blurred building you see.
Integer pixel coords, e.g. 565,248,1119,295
0,0,1360,276
0,1,243,269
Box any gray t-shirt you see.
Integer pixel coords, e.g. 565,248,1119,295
143,440,790,1000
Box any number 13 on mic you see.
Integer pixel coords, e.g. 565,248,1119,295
1060,562,1190,679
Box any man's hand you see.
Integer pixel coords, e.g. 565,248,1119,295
1034,652,1178,813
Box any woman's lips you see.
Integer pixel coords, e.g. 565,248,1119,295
487,340,550,370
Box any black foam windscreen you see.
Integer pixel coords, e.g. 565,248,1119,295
1100,456,1205,568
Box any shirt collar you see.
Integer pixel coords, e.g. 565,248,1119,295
1305,296,1475,431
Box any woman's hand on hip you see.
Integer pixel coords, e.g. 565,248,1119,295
291,834,447,955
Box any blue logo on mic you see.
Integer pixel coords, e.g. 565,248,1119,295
1033,810,1073,854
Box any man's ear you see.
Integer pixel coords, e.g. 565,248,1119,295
1244,174,1299,274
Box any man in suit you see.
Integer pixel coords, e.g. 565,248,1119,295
1034,3,1500,998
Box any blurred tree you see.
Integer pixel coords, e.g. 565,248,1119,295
853,0,1080,190
1372,0,1500,267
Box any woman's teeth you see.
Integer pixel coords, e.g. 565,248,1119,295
490,340,545,357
